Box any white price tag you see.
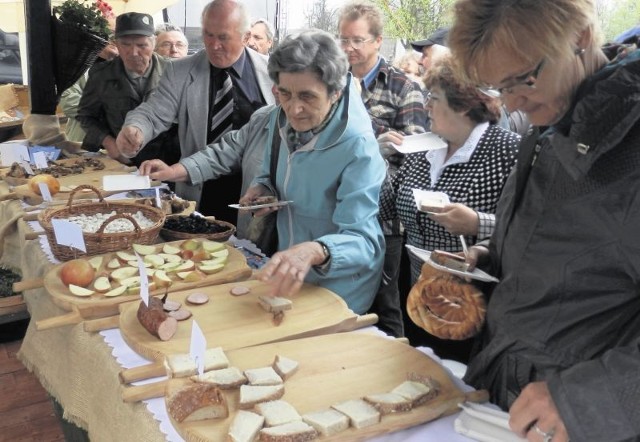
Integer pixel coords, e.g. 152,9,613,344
155,187,162,210
38,182,53,202
136,252,149,307
33,151,49,169
20,161,34,176
190,320,207,375
51,219,86,253
0,143,30,166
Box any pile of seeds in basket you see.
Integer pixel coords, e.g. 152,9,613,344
62,211,156,233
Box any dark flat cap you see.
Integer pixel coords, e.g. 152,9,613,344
411,27,449,51
115,12,154,38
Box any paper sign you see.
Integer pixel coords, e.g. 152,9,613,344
155,187,162,210
51,219,86,253
136,252,150,307
190,320,207,375
20,161,34,176
38,183,53,202
32,151,49,169
102,174,151,191
391,132,447,154
0,143,30,166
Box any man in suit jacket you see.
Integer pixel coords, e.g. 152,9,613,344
117,0,275,222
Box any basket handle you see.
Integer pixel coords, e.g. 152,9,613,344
67,185,104,209
95,213,142,240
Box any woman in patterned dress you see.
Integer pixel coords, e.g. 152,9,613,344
379,55,520,283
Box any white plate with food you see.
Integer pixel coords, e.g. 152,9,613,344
228,200,293,211
406,245,499,283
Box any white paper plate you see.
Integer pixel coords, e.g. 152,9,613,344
228,200,293,210
405,244,499,283
391,132,447,154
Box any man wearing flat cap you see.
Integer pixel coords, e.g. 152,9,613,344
78,12,180,167
411,27,449,72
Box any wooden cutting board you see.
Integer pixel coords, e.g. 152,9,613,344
40,241,251,324
165,333,473,442
118,279,370,361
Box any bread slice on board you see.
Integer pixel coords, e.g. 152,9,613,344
331,399,380,429
190,366,247,389
165,347,229,377
244,366,283,386
273,355,299,380
255,400,302,427
302,409,349,437
166,383,228,423
238,384,285,409
258,295,293,313
259,421,318,442
227,410,264,442
363,392,413,414
391,378,438,406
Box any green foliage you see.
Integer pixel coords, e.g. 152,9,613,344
598,0,640,42
53,0,111,41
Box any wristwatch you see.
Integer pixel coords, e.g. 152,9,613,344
315,241,331,266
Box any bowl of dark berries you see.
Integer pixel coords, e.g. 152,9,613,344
160,213,236,242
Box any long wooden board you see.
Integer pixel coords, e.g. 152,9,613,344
165,333,472,442
118,279,369,361
40,240,252,323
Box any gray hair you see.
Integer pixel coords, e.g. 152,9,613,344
202,0,250,35
268,29,348,96
154,23,185,36
251,18,274,42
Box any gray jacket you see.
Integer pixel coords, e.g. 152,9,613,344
180,105,274,238
123,48,275,204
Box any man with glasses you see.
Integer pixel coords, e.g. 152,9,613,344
154,23,189,59
337,2,428,339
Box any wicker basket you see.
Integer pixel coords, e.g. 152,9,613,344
160,216,236,243
38,185,165,261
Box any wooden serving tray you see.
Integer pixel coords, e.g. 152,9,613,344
165,333,479,442
36,240,251,329
118,279,372,362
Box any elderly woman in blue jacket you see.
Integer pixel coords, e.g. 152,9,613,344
240,30,386,314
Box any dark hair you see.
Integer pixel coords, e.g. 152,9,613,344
268,30,348,96
424,55,501,124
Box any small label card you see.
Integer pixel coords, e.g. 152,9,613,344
32,151,49,169
190,320,207,375
155,187,162,210
136,252,149,307
51,219,86,253
0,143,30,167
19,161,34,176
38,183,53,202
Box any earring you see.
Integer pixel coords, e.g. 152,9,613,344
575,48,585,55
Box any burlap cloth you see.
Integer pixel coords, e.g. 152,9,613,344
0,186,167,441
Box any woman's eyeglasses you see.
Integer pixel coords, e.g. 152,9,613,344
478,58,546,98
338,37,374,50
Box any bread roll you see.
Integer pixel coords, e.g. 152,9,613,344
166,383,228,423
406,265,486,340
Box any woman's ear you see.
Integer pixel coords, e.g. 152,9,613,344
577,26,593,52
331,91,342,104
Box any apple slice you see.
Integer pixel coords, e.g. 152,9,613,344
116,251,138,262
210,248,229,258
126,281,156,295
158,253,182,263
200,256,227,266
132,243,157,255
177,270,205,282
198,263,225,275
110,266,139,283
128,260,152,268
180,239,200,251
162,243,181,255
202,240,225,253
93,276,112,293
88,256,103,271
107,258,121,269
172,260,195,273
120,276,142,288
159,261,181,272
103,285,127,297
68,284,95,297
191,247,211,262
152,270,173,288
143,254,165,268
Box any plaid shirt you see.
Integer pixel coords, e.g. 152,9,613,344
360,58,429,235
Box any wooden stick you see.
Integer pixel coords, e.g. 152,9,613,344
119,362,166,384
122,380,168,403
83,315,120,332
13,277,44,292
35,309,83,330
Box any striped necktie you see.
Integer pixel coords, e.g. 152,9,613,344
209,69,234,143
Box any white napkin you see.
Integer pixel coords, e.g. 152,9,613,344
454,402,527,442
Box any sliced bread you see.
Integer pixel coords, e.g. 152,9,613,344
331,399,380,429
363,392,413,414
191,366,247,389
391,377,439,407
165,347,229,377
239,384,285,409
166,383,228,423
245,366,284,386
255,400,302,427
258,295,293,313
227,410,265,442
259,421,317,442
272,355,299,381
302,409,349,437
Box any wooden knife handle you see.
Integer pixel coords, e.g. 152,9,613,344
122,379,168,403
13,278,44,292
22,212,39,221
119,362,166,384
35,310,83,330
25,231,44,240
354,313,378,328
83,315,120,332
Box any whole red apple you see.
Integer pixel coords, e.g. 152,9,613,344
60,259,96,287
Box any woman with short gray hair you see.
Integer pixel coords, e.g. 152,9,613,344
241,30,385,315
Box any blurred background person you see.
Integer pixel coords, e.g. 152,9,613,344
241,30,385,315
411,27,449,73
450,0,640,441
244,18,274,55
154,23,189,58
393,51,424,87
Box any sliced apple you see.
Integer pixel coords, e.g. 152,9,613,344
191,247,211,262
171,260,195,273
107,258,121,269
158,253,182,263
68,284,95,297
198,263,225,275
177,270,205,282
202,240,225,253
159,261,181,272
152,270,173,288
180,239,200,251
143,254,165,268
210,248,229,258
200,256,227,266
132,243,157,255
93,276,112,293
120,276,142,288
162,243,181,255
88,256,103,271
128,260,152,268
110,266,139,283
116,251,138,262
126,281,156,295
103,285,127,297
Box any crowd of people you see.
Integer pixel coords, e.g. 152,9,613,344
62,0,640,440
